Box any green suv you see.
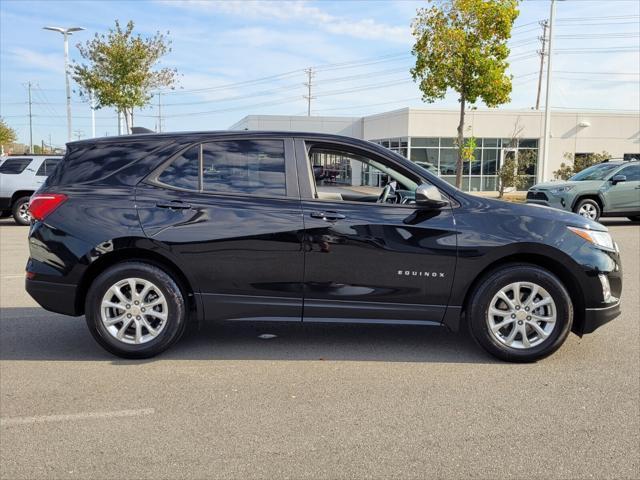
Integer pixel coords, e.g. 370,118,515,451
526,160,640,222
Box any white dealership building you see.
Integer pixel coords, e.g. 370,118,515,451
231,108,640,192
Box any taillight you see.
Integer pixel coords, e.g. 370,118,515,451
28,193,68,221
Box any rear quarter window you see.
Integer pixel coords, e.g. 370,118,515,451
47,140,172,186
0,158,32,174
35,158,61,176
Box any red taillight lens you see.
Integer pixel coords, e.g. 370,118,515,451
28,194,68,221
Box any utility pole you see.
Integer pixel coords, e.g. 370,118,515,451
157,92,163,133
303,67,315,116
535,20,549,110
27,81,33,153
541,0,556,183
90,90,96,138
73,130,83,141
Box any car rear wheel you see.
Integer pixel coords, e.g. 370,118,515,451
574,198,601,221
85,262,187,359
12,196,32,225
468,264,573,362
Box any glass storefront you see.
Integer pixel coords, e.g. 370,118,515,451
371,137,539,192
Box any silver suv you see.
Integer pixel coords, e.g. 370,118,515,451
0,155,63,225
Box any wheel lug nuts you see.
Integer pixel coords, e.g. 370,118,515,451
141,307,146,312
518,320,523,325
516,305,520,310
525,307,529,311
134,301,139,305
511,314,516,319
127,313,132,318
136,316,141,320
527,316,531,321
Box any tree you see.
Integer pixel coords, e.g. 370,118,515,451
72,20,177,133
553,151,612,180
497,149,536,197
0,117,17,155
411,0,519,188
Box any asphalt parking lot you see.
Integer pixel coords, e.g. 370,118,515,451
0,217,638,479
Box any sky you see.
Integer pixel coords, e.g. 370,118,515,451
1,0,639,149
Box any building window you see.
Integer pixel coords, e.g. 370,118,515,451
373,136,540,192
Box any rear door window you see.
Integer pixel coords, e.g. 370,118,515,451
201,140,286,197
156,146,200,190
0,158,32,174
35,158,61,176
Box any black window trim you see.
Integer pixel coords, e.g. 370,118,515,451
145,136,299,200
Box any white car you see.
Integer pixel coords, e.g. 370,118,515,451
0,155,63,225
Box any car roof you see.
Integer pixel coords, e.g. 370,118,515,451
67,130,371,146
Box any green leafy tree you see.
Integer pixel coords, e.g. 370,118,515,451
72,20,177,133
411,0,519,188
0,117,17,155
497,149,536,197
553,151,612,180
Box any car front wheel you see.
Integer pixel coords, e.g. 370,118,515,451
85,262,187,359
468,264,573,362
574,198,601,221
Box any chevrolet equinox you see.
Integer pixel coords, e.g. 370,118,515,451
25,132,622,362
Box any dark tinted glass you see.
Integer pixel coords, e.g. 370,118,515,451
0,158,31,174
201,140,286,196
157,146,199,190
35,158,61,176
617,164,640,181
412,137,439,148
48,140,172,186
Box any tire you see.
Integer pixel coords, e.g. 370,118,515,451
468,264,573,363
627,216,640,222
574,198,601,221
85,262,187,359
12,196,31,225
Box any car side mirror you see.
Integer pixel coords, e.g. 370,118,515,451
415,184,449,208
611,174,626,185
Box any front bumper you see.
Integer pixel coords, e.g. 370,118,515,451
526,192,570,211
582,301,621,334
25,278,81,316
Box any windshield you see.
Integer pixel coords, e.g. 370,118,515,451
570,163,620,181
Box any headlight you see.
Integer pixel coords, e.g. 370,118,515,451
568,226,615,250
550,185,574,195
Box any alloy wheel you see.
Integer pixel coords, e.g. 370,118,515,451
100,277,168,345
578,203,598,220
18,202,31,222
486,281,557,349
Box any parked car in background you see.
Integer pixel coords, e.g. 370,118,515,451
25,132,622,362
0,155,63,225
526,160,640,221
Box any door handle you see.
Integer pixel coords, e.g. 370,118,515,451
310,211,346,221
156,201,192,210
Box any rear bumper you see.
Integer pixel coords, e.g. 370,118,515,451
582,301,621,334
25,278,81,316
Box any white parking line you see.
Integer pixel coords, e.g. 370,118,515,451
0,408,155,427
1,275,24,279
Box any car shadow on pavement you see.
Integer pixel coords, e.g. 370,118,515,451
0,307,496,364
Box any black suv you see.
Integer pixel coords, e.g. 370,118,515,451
26,132,622,362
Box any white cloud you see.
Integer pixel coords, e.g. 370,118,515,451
158,0,410,42
7,47,64,74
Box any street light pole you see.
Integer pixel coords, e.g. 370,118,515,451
43,26,85,143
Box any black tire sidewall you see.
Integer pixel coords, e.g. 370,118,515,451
85,262,186,359
574,198,601,221
12,196,31,225
468,265,573,362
